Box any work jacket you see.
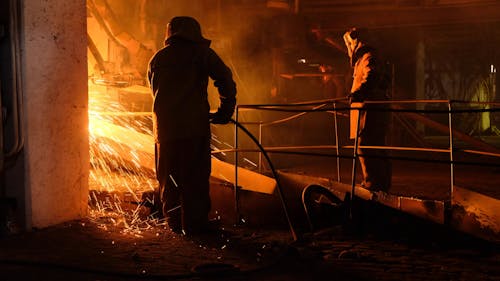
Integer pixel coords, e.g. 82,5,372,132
147,23,236,142
349,45,390,138
350,45,389,102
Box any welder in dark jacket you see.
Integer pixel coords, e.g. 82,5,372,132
344,28,391,191
148,16,236,234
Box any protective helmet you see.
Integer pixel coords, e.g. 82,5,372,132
166,16,210,44
343,27,360,60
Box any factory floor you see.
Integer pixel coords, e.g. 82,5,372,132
1,182,499,281
1,153,499,281
0,215,499,281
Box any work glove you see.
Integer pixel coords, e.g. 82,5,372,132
209,112,231,125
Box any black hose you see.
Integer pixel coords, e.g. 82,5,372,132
229,118,299,242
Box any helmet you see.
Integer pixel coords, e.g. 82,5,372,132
343,27,360,60
166,16,210,44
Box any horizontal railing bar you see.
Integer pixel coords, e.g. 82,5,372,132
238,106,500,114
461,149,500,158
211,149,500,167
213,144,449,154
238,99,500,107
343,145,451,153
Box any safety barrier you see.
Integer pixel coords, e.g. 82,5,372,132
215,98,500,231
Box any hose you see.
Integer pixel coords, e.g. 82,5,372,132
229,118,299,242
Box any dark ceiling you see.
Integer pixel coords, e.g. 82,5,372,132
297,0,500,29
262,0,500,61
229,0,500,50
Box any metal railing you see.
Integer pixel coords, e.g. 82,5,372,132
218,98,500,228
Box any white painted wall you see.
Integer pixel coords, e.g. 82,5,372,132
21,0,88,228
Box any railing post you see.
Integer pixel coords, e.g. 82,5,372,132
333,101,341,182
258,122,263,173
234,107,240,223
447,100,455,221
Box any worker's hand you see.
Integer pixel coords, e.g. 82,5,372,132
209,112,231,124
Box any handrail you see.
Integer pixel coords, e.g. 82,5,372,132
238,97,348,108
261,103,331,127
237,106,500,114
236,97,348,128
229,98,499,228
212,148,500,167
232,99,500,161
461,149,500,158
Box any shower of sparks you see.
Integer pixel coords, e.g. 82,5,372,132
211,133,222,144
211,144,226,156
243,157,257,167
169,174,178,187
222,142,234,148
88,86,163,235
217,173,230,183
166,205,181,213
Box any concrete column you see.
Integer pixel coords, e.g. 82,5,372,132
21,0,88,228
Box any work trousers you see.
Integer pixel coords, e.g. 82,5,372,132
357,105,392,191
155,136,211,234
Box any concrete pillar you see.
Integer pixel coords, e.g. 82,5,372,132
21,0,88,228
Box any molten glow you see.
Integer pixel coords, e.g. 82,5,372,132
86,0,164,235
88,85,161,235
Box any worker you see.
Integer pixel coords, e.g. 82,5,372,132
147,16,237,235
343,27,392,192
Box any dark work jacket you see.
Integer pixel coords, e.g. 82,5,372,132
148,36,236,142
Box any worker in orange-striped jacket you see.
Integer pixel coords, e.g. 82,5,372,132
343,28,392,192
